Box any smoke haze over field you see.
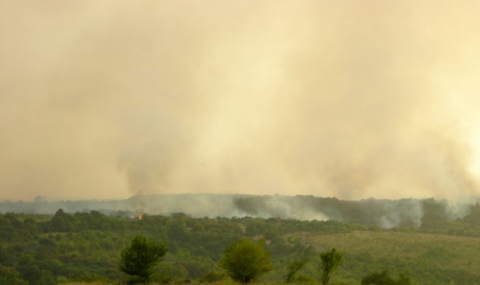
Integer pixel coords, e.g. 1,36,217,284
2,1,480,201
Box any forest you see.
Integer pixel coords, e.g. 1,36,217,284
2,195,480,285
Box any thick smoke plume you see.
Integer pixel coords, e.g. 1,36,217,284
1,1,480,202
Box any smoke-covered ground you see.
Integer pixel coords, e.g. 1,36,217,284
1,194,478,229
2,1,480,202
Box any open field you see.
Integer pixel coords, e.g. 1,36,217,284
296,231,480,284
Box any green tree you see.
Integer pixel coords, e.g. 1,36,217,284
319,248,343,285
119,235,167,284
219,238,272,283
285,257,309,283
0,265,28,285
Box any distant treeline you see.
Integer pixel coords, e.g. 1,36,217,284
1,194,480,229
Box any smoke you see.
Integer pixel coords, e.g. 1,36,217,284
376,199,424,229
234,195,329,221
4,194,477,229
1,1,480,203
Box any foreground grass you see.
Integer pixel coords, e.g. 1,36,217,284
296,230,480,284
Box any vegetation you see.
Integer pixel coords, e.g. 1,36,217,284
119,235,167,284
219,238,273,283
3,195,480,284
319,248,343,285
285,257,309,283
361,270,412,285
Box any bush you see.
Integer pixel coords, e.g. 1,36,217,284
219,238,272,283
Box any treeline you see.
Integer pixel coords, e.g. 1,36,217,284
0,210,356,285
3,195,480,231
2,206,480,285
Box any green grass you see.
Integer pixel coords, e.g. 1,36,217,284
295,230,480,285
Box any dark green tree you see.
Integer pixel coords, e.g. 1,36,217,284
219,238,272,283
119,235,167,284
0,265,27,285
319,248,343,285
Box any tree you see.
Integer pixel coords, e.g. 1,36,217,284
219,238,272,283
319,248,343,285
285,257,309,283
119,235,167,284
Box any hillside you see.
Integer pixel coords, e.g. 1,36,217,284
2,204,480,285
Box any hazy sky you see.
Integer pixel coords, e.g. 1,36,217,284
2,1,480,201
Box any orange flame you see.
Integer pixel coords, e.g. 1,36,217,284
138,212,142,220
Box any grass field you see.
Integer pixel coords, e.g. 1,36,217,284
294,230,480,285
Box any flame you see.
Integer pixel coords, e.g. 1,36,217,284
138,212,142,220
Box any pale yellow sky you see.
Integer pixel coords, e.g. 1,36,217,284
1,1,480,201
